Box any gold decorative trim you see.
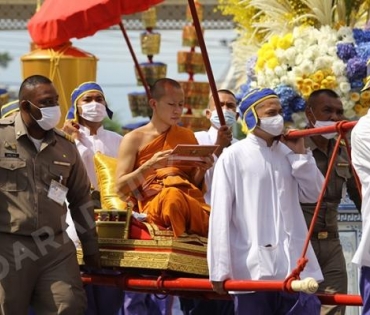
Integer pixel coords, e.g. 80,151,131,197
77,237,208,276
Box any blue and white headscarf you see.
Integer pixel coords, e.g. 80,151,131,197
238,88,279,133
66,81,113,122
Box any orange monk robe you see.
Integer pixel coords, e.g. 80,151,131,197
134,125,210,237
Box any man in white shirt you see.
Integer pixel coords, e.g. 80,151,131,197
63,81,124,315
195,89,239,205
350,107,370,315
208,88,324,314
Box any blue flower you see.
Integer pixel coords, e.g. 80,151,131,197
337,43,356,62
346,57,366,81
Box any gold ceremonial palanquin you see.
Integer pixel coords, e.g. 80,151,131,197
77,152,208,276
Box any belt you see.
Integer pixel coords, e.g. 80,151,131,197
311,231,339,240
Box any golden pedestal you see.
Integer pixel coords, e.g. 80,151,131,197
135,62,167,86
177,51,205,74
21,43,97,128
140,32,161,56
128,92,151,117
180,115,210,132
182,25,204,47
179,81,209,116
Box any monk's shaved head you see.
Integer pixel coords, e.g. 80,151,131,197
150,78,182,101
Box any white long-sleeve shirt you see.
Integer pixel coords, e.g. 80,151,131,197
351,111,370,267
195,126,238,204
208,134,324,288
66,125,123,247
75,125,123,190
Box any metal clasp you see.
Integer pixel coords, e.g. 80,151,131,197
318,231,328,239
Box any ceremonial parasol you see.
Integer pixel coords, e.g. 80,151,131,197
27,0,163,49
27,0,164,98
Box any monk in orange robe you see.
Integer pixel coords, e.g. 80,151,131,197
115,78,213,237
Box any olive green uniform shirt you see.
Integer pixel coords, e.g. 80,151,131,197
301,136,361,233
0,113,99,256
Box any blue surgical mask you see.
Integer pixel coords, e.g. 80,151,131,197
210,109,236,128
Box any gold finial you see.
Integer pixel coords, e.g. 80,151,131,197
36,0,42,12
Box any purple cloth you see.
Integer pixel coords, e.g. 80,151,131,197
360,266,370,314
233,292,320,315
121,292,176,315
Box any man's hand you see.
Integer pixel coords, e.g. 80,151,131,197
280,130,306,154
215,125,233,156
83,253,101,270
211,280,227,295
145,149,173,170
62,120,81,141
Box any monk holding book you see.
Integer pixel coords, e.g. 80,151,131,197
116,78,213,237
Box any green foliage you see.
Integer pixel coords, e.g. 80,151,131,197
102,117,123,135
0,52,12,68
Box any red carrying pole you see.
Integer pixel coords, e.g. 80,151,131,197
81,274,363,306
284,121,356,139
119,21,151,99
187,0,225,126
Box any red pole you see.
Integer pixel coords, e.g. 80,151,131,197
284,121,356,139
81,274,362,306
187,0,225,126
119,21,151,99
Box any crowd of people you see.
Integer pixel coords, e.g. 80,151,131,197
0,74,368,315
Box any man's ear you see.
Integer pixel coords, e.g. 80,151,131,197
205,109,212,119
148,98,156,109
305,106,315,126
19,100,30,111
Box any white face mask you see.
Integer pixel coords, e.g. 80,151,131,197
29,101,61,131
313,120,337,139
310,108,337,139
259,114,284,136
210,109,237,128
79,102,108,122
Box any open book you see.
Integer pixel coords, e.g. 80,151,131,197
168,144,219,162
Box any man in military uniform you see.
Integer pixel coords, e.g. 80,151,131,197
0,75,100,314
302,89,361,315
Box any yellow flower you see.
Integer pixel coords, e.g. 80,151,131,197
277,33,293,49
312,82,320,90
320,79,328,88
350,92,360,102
301,85,312,97
311,70,324,82
270,35,280,48
266,57,279,69
303,78,313,86
361,91,370,100
354,104,363,114
296,77,304,85
261,49,276,61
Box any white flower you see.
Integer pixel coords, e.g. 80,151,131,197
314,56,333,69
274,66,286,77
295,53,304,66
345,109,356,119
300,60,314,74
332,61,346,76
339,82,351,94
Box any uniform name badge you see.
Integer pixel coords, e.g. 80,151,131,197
47,179,68,205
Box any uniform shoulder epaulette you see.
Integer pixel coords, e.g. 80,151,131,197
0,117,15,125
54,128,75,143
